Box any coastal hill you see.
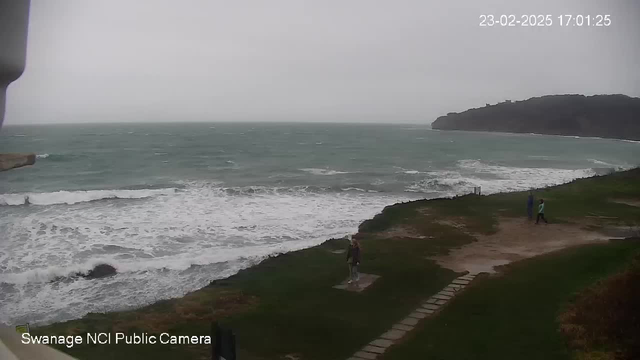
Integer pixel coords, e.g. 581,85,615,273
431,94,640,141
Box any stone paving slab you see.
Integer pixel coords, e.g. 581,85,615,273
452,279,470,285
422,303,440,310
362,345,386,354
370,339,393,348
435,300,447,305
392,323,414,331
439,290,455,296
415,307,434,314
332,273,380,292
432,294,451,300
426,298,438,304
354,351,377,359
400,317,419,326
380,329,406,340
444,286,460,293
409,311,427,319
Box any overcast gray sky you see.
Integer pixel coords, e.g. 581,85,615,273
4,0,640,125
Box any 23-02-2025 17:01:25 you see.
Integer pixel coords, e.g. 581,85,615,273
479,14,611,27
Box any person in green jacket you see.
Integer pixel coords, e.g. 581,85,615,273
536,199,548,224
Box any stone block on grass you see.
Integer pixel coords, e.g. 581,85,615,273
380,329,406,340
422,303,439,310
362,345,386,354
370,339,393,348
354,351,377,359
400,317,419,326
415,307,434,314
392,323,414,331
409,311,427,319
332,273,380,292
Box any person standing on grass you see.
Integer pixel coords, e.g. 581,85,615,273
536,199,548,224
527,191,535,220
346,236,361,284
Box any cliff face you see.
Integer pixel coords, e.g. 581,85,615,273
431,95,640,141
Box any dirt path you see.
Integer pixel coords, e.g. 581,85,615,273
610,198,640,208
431,217,609,274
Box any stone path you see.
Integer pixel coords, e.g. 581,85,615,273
346,273,478,360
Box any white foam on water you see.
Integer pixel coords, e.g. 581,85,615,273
0,188,177,206
456,159,598,193
340,187,378,193
300,168,349,176
527,155,555,160
36,153,50,159
0,183,412,325
405,160,604,195
588,158,616,167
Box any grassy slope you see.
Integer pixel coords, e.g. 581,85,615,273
36,169,640,360
384,240,640,360
559,251,640,360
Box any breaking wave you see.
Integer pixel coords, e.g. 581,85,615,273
0,188,177,206
403,159,624,195
300,168,350,176
0,180,407,325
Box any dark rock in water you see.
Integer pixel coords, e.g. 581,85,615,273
82,264,117,279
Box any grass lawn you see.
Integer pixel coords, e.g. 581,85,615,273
34,169,640,359
384,239,640,360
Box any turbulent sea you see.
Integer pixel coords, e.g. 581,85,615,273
1,122,638,325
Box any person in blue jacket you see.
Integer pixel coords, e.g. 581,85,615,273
527,191,534,220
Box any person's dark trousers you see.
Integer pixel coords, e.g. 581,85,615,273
536,213,548,224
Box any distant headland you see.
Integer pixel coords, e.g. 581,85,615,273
431,94,640,141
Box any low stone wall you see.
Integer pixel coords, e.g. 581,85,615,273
0,153,36,172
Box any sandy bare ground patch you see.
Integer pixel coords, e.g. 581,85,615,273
434,219,467,230
431,217,609,274
378,225,433,239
